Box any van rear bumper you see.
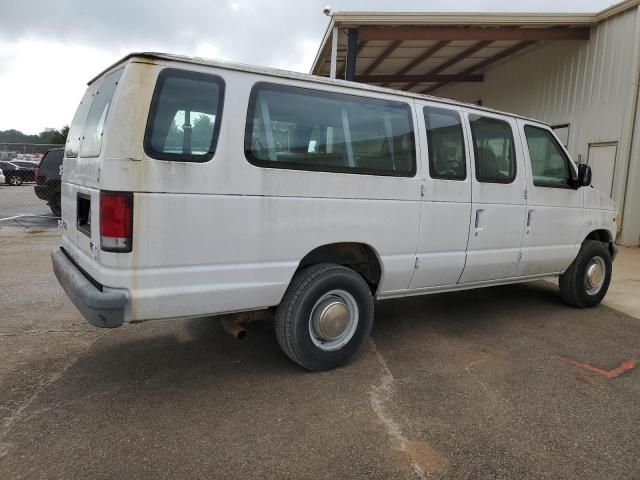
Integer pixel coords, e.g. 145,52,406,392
51,248,127,328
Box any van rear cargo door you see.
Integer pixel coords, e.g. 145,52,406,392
61,68,124,262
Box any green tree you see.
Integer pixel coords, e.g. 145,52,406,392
38,126,69,145
59,125,69,142
0,129,38,143
0,126,68,145
191,114,214,152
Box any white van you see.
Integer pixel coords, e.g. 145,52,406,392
53,52,618,371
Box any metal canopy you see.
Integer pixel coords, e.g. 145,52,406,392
310,1,639,95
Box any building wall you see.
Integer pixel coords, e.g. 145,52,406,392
436,7,640,245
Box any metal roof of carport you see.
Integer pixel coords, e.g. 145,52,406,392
310,0,640,95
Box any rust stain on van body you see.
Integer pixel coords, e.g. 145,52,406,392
121,62,160,322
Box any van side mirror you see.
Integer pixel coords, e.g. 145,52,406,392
577,164,592,188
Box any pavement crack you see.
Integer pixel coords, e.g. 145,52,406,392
0,330,108,450
368,338,427,479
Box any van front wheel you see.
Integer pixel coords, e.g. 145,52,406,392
275,263,374,371
559,240,612,308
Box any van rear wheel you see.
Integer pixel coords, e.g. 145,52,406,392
275,263,374,371
559,240,612,308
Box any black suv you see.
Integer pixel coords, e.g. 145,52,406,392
34,148,64,216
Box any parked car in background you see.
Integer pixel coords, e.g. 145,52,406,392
0,161,35,185
34,148,64,216
12,160,39,169
12,161,38,182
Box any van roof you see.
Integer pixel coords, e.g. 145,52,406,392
90,51,547,125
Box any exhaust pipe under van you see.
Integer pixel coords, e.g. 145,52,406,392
220,317,248,341
219,310,273,341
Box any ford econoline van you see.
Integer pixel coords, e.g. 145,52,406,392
52,52,618,371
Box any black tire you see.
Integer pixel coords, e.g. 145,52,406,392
49,200,61,217
275,263,374,371
559,240,612,308
8,175,23,186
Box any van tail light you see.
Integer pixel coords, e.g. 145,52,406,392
100,191,133,252
34,166,40,185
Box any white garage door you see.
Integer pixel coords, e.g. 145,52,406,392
587,143,617,198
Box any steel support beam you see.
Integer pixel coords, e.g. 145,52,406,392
422,40,535,94
361,41,403,76
403,41,492,91
338,41,367,79
358,74,484,83
359,27,591,42
345,28,359,81
379,40,449,88
329,26,338,79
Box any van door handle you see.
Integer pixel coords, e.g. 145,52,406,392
474,209,485,236
526,209,534,233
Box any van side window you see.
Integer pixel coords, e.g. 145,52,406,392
469,115,516,184
245,83,416,177
524,125,572,188
144,69,225,162
424,106,466,180
79,68,123,158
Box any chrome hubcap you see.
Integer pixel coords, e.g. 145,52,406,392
584,256,606,295
309,290,358,351
312,297,349,340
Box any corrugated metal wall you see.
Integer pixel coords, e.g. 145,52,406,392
437,7,640,245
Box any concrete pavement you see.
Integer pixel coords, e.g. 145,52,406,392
1,229,638,479
605,246,640,319
0,184,58,229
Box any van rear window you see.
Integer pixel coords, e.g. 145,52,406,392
144,69,225,162
79,68,124,158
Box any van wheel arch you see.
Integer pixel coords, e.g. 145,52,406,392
295,243,382,294
584,229,615,257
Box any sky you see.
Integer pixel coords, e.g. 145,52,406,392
0,0,619,134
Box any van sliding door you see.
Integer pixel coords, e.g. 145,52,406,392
458,110,527,283
409,102,472,289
